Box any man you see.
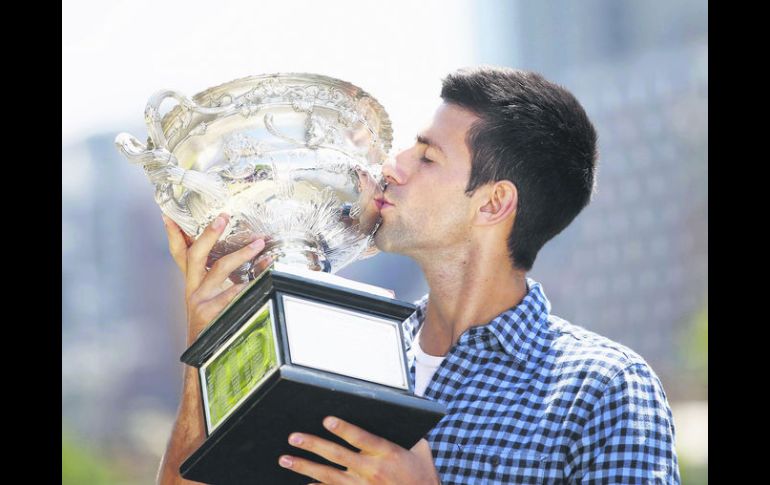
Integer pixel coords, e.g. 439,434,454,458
158,67,680,484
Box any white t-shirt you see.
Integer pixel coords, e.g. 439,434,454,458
413,329,446,397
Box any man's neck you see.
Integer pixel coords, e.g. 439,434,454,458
414,245,528,356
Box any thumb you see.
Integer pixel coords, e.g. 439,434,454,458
410,438,432,458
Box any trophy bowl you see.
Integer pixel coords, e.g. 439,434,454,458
115,73,392,279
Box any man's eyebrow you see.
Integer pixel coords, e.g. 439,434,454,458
416,134,445,155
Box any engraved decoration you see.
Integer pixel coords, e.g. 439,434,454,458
115,74,392,280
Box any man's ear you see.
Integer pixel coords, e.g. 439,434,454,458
477,181,517,225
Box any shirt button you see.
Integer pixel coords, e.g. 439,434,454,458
489,455,500,467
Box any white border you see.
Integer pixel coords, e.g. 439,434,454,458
282,294,409,390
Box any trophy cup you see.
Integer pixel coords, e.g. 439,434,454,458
115,74,446,484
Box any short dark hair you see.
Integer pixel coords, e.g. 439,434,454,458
441,66,598,271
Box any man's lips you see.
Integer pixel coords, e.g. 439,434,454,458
374,196,395,211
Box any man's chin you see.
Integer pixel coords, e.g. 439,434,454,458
373,229,396,253
372,232,388,252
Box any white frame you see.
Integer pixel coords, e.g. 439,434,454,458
282,294,409,390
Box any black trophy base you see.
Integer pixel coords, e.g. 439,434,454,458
180,364,446,484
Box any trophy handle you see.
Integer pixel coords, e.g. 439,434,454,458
115,90,239,238
145,89,189,149
114,132,220,237
145,89,234,147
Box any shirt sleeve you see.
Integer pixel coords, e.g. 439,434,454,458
569,362,681,484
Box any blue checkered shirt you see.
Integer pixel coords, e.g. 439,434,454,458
402,278,680,484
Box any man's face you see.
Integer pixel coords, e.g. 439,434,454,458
374,102,480,257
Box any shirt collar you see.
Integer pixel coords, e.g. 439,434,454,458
403,277,555,365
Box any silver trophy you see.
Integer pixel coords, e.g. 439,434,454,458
115,74,445,484
115,73,390,277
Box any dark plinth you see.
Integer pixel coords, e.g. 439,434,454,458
178,266,447,484
180,365,446,484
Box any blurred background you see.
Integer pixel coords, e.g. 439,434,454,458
62,0,707,483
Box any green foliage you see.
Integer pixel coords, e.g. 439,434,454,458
62,424,116,485
676,299,708,484
685,300,708,387
677,296,708,394
679,455,708,485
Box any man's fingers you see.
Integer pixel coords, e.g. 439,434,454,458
410,438,433,462
322,417,393,456
252,253,276,277
286,432,363,471
186,213,229,292
200,282,249,317
188,282,249,338
278,454,352,485
197,239,266,297
162,214,191,274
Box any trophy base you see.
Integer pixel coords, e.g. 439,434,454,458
180,365,445,484
178,265,446,484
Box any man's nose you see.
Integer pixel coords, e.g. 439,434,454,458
381,148,408,186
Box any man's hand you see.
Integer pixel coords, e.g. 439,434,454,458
279,416,440,485
162,213,272,343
